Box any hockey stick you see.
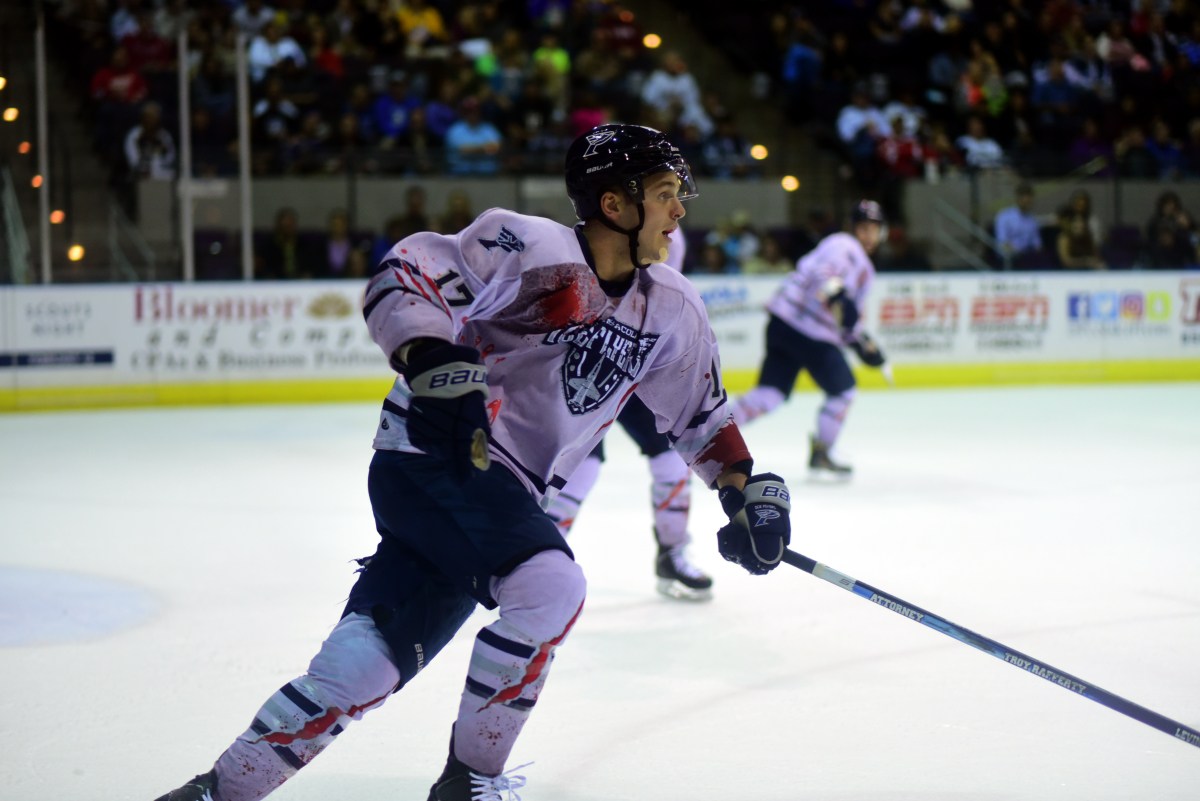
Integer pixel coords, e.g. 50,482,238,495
781,549,1200,751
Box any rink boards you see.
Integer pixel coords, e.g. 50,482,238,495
2,271,1199,411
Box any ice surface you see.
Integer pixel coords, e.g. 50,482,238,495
2,383,1198,800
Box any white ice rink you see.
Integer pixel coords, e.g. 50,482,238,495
2,383,1199,801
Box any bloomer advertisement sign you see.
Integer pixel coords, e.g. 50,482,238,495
0,282,388,408
2,272,1199,410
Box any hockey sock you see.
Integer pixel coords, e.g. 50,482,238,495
730,385,786,426
454,550,585,775
816,389,855,447
543,454,603,536
649,450,691,549
212,614,400,801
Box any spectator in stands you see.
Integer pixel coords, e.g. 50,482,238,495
837,82,891,187
396,106,444,175
701,114,755,179
192,50,235,119
1145,191,1199,268
706,210,759,273
124,102,176,181
881,85,926,138
248,20,307,83
742,234,793,275
89,45,148,158
436,189,475,234
530,31,572,109
284,111,331,174
877,226,932,271
320,208,369,279
395,0,450,57
1146,117,1186,179
1067,117,1115,176
374,71,421,149
573,27,627,110
232,0,276,38
1184,118,1200,178
1115,124,1157,177
780,28,823,123
956,115,1006,171
1031,56,1082,149
190,106,235,177
444,97,502,175
994,182,1047,269
1055,205,1107,270
640,50,713,138
325,111,379,174
257,207,319,280
1067,189,1104,247
252,76,300,174
692,241,733,274
119,7,174,75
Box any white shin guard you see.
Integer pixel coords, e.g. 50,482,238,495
648,450,691,549
453,549,586,775
212,613,400,801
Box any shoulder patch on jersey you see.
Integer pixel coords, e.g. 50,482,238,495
477,225,525,253
544,318,660,415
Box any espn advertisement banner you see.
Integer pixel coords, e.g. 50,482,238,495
2,272,1198,410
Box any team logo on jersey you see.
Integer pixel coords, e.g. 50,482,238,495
478,226,525,253
544,318,659,415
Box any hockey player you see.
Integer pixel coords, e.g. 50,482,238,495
153,124,792,801
545,229,715,601
729,199,889,478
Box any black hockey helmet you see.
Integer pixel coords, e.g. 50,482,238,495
565,124,698,221
850,199,886,225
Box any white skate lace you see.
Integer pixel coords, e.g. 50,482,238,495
468,762,530,801
669,547,706,580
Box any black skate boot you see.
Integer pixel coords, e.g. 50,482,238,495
152,770,217,801
428,732,528,801
655,539,714,602
809,436,853,480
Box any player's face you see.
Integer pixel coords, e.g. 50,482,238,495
635,172,687,263
857,221,883,254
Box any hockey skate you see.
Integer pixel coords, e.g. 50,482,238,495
152,770,217,801
808,436,853,481
655,541,714,602
428,754,528,801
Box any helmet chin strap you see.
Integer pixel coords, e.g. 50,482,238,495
598,203,664,269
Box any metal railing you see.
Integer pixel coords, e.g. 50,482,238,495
108,200,156,282
931,195,1005,271
1,166,32,284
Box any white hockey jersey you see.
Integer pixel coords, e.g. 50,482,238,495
363,209,749,504
765,231,875,345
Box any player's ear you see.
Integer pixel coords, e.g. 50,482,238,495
599,188,625,221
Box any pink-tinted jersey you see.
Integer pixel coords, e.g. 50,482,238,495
362,209,748,504
765,231,875,345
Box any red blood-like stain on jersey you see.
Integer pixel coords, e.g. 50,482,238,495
478,599,585,712
696,422,751,472
500,266,604,333
486,398,502,424
253,692,390,747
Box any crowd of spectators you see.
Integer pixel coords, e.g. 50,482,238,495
49,0,762,187
43,1,1200,275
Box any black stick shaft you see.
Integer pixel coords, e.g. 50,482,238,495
782,549,1200,751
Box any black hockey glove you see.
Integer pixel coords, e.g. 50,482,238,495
823,277,860,334
716,473,792,575
850,330,887,368
403,342,491,481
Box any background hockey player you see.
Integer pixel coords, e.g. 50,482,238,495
729,199,889,478
153,124,792,801
545,228,714,601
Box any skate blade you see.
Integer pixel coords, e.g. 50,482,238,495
657,578,714,602
807,466,853,484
